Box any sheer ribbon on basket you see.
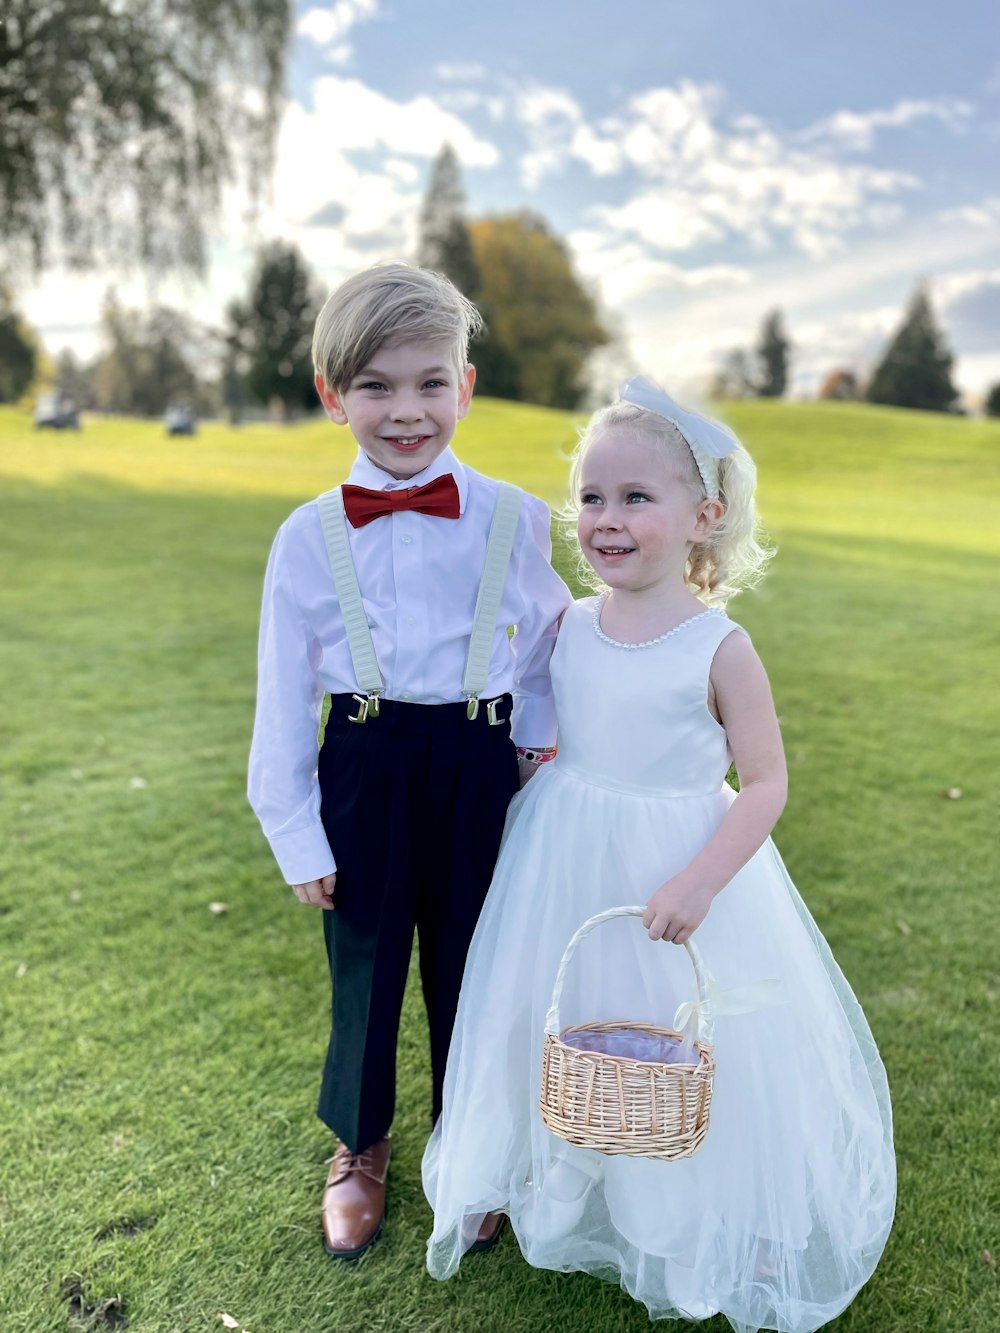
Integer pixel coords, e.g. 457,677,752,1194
673,972,785,1045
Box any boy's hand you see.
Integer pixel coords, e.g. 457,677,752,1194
643,874,713,946
292,874,336,909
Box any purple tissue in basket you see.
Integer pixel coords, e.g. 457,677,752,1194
561,1027,696,1064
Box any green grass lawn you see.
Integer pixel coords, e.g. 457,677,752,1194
1,400,998,1333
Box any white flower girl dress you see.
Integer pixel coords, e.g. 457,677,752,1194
423,597,895,1333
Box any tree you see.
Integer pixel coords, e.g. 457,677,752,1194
238,241,319,419
755,309,789,398
414,144,520,395
985,383,1000,419
0,1,291,274
416,144,481,297
709,348,754,401
93,292,207,415
818,369,860,401
53,348,95,409
866,285,959,412
468,212,609,409
0,288,37,401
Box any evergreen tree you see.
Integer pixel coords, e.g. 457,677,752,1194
240,241,319,419
755,309,789,398
0,288,38,402
866,286,959,412
0,0,290,273
416,144,481,297
985,382,1000,419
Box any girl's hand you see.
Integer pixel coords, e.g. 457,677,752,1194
292,873,336,909
643,875,713,945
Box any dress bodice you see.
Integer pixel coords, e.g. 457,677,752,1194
550,596,745,797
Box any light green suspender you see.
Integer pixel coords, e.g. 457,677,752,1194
315,482,523,723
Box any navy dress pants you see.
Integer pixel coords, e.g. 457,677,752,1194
317,693,520,1155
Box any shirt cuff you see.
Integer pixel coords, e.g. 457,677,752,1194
511,694,558,749
267,823,337,885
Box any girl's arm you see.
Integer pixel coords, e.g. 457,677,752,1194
643,630,788,945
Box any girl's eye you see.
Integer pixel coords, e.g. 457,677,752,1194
626,492,650,504
580,493,602,506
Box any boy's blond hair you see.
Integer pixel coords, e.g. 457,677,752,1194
312,261,483,391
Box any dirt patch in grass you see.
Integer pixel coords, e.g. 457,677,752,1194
93,1214,157,1242
60,1275,127,1329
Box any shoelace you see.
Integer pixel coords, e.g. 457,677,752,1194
325,1145,387,1181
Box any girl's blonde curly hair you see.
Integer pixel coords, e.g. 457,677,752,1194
564,400,774,606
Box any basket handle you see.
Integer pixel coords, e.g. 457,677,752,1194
543,905,714,1045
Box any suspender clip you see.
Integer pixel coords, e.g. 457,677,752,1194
367,691,381,718
347,693,369,724
466,694,479,721
486,697,505,726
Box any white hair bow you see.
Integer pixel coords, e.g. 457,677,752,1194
617,375,739,499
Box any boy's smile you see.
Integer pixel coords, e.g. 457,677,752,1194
316,341,475,480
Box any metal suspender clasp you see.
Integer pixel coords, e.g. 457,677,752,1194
486,698,504,726
366,691,381,718
466,694,479,721
347,693,369,724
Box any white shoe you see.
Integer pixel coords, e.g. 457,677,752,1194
532,1154,600,1241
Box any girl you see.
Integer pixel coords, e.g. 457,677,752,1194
422,379,895,1332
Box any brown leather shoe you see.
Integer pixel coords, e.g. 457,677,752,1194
469,1210,507,1253
321,1136,391,1259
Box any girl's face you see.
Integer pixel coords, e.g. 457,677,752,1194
576,427,708,594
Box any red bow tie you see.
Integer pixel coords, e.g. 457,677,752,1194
342,474,461,528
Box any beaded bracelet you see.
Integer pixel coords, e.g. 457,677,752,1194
516,745,557,765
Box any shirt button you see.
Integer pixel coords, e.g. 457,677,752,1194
406,616,416,626
400,534,413,545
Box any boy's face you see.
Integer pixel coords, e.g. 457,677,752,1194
316,340,475,480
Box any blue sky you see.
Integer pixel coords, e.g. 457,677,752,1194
24,0,1000,399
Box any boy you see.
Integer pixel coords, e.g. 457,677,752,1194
248,263,571,1259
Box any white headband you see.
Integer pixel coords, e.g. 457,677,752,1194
616,376,738,500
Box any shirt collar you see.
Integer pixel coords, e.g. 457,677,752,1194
347,446,469,513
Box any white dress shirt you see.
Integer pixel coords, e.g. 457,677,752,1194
248,446,572,885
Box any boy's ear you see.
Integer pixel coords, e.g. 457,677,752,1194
456,363,476,420
315,372,349,425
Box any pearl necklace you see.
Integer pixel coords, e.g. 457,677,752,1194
590,593,725,650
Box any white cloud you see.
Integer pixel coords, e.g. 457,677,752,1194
296,1,381,65
569,229,751,305
434,62,489,83
262,74,497,240
507,77,921,258
297,0,380,49
802,97,973,152
933,266,1000,303
587,207,1000,400
938,196,1000,228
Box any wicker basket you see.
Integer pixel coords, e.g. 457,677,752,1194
539,906,715,1162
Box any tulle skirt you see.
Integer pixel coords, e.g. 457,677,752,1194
422,764,895,1332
